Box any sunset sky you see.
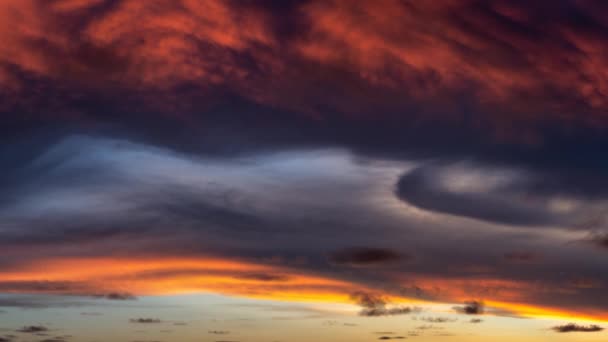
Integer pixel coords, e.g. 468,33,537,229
2,1,608,341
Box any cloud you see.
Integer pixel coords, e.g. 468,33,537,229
208,331,229,335
16,325,49,333
395,163,585,227
4,0,608,145
378,337,405,340
329,247,403,267
2,134,608,321
129,318,162,324
590,233,608,249
469,318,483,324
97,292,137,300
350,292,419,317
552,323,604,333
234,273,290,282
453,301,484,315
418,317,457,323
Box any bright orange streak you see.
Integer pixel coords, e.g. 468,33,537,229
0,257,357,302
2,256,608,322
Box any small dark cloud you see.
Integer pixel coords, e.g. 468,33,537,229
16,326,49,333
350,291,419,317
0,337,11,342
419,317,456,323
552,323,603,333
590,233,608,249
99,292,137,300
469,318,483,323
235,273,289,282
39,339,67,342
209,331,230,335
453,301,484,315
129,318,162,324
378,337,405,340
330,247,403,267
415,325,443,330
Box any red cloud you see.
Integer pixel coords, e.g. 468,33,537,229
2,0,608,133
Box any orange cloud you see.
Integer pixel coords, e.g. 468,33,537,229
2,256,607,322
0,256,355,303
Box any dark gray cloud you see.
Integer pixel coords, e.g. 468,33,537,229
552,323,603,333
418,317,457,323
329,247,404,267
97,292,137,301
16,326,48,333
453,301,484,315
590,233,608,250
350,292,420,317
129,319,162,324
234,273,290,282
378,336,405,340
208,331,229,335
395,163,586,227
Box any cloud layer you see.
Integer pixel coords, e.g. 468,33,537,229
2,0,608,329
1,135,608,321
4,0,608,139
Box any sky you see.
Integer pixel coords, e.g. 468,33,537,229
1,0,608,341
